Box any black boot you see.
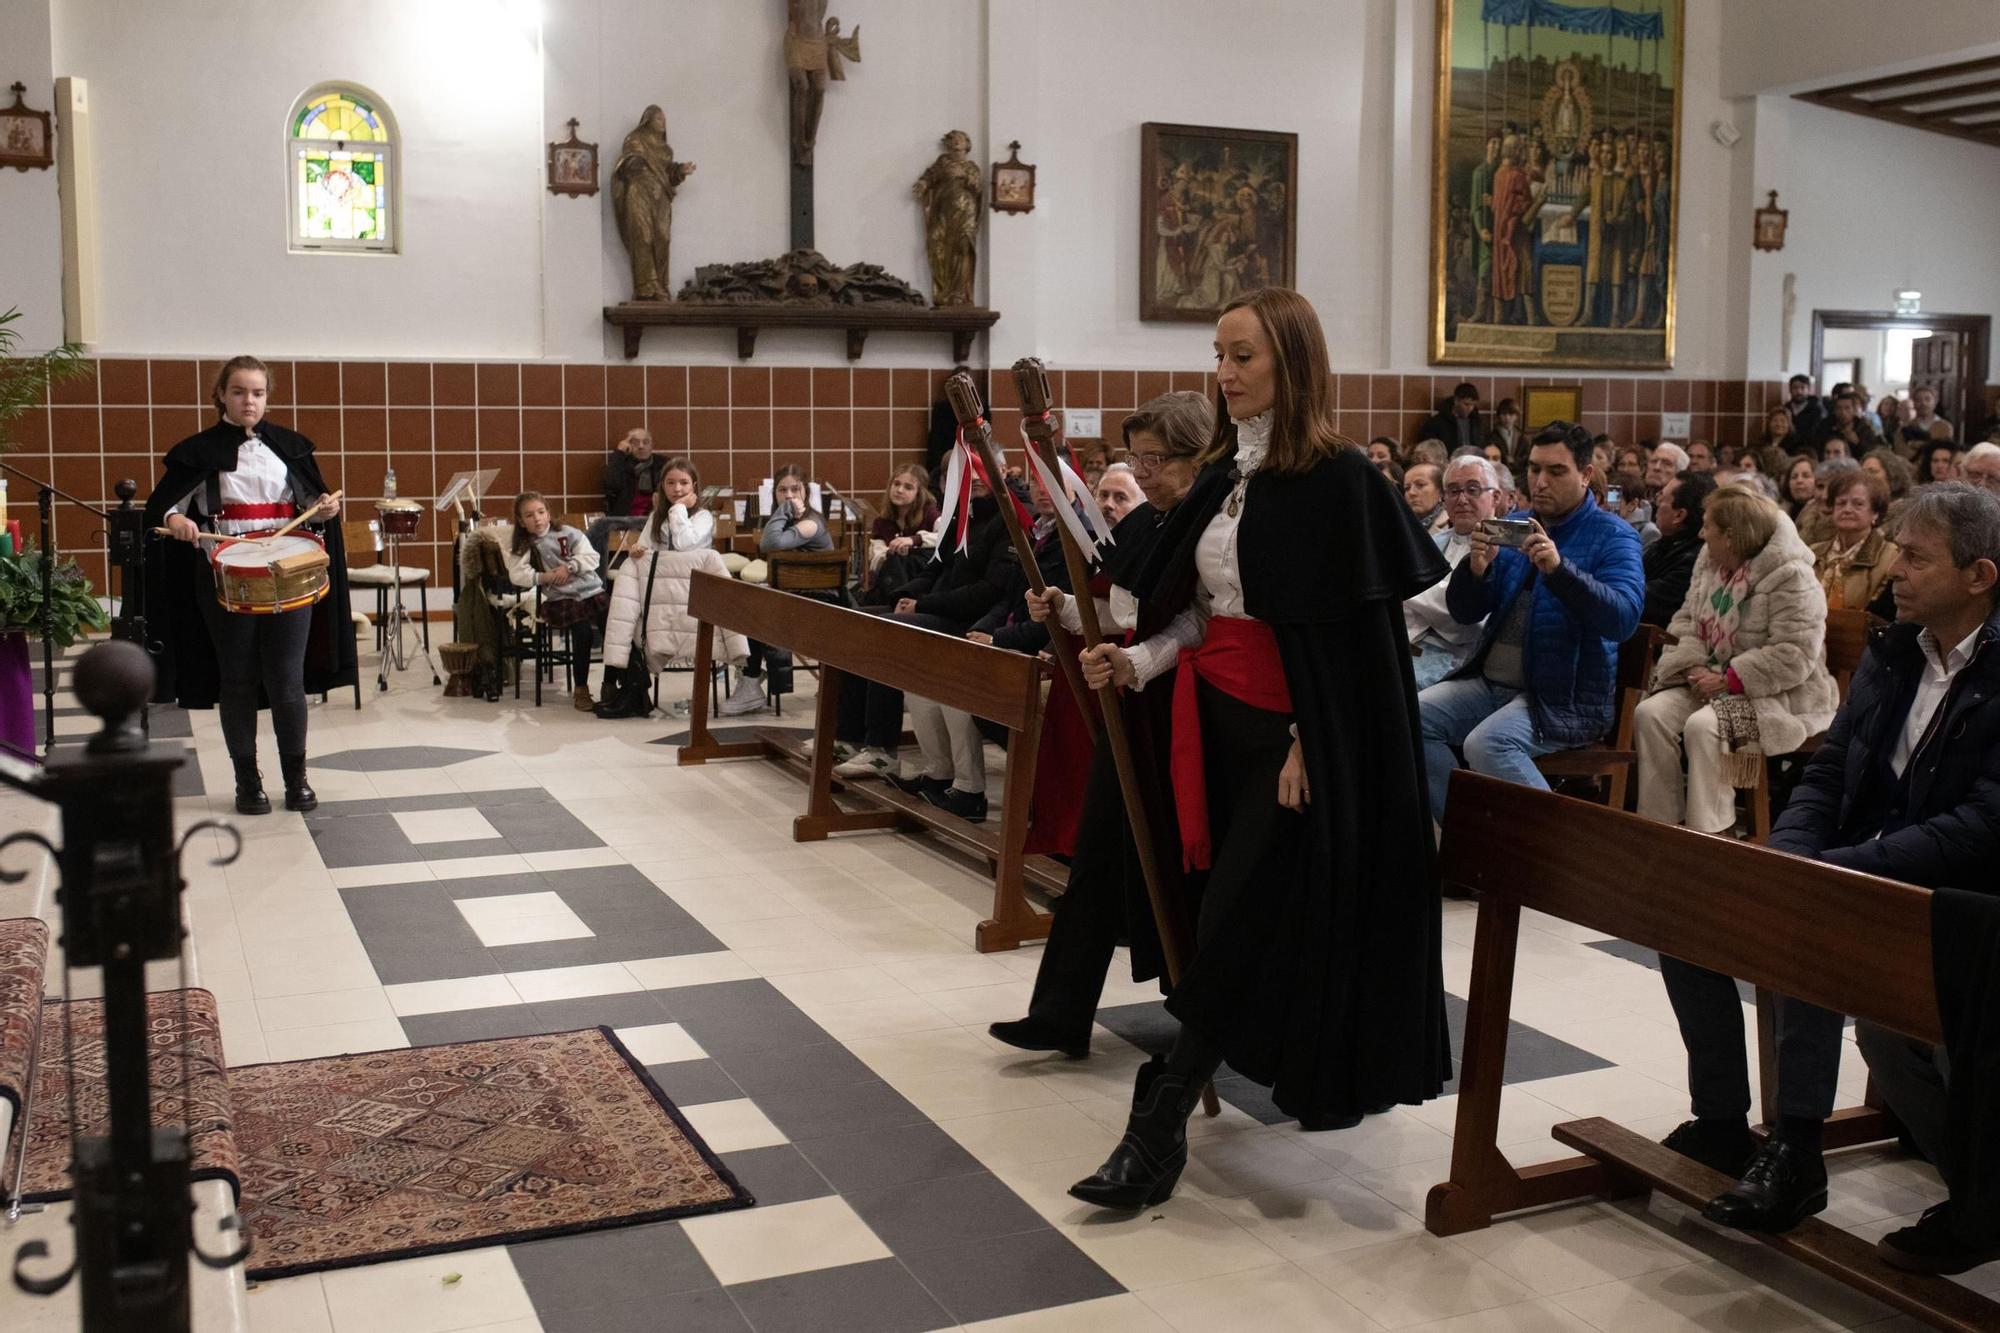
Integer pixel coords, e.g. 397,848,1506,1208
1068,1063,1203,1210
233,757,270,816
280,754,317,812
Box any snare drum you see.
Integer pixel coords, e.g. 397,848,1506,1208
210,533,331,615
376,500,422,538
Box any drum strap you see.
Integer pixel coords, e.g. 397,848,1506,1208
204,474,223,527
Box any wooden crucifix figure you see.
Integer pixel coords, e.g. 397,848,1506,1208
784,0,861,251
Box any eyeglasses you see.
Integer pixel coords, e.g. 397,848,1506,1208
1130,451,1186,472
1444,484,1496,499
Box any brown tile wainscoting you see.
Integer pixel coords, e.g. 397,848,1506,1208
5,358,1788,591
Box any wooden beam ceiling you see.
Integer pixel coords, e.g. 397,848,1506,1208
1795,54,2000,150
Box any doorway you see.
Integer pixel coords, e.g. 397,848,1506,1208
1812,310,1991,442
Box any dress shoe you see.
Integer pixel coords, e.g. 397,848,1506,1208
1702,1136,1827,1233
1069,1064,1204,1210
987,1015,1090,1058
278,754,317,813
887,770,949,800
923,784,988,823
233,758,270,816
1878,1202,2000,1275
1661,1118,1757,1178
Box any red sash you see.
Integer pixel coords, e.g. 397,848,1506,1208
1170,615,1292,871
219,501,295,522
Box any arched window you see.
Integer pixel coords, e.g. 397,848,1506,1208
287,85,397,253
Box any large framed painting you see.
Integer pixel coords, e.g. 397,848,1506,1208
1140,122,1297,323
1430,0,1683,369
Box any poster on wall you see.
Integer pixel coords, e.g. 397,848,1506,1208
1430,0,1682,369
1139,122,1297,323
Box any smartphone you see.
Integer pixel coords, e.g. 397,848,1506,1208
1480,518,1536,549
1604,485,1623,506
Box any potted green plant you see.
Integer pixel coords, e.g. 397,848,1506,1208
0,305,90,756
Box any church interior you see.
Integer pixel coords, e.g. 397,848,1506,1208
3,1,2000,1330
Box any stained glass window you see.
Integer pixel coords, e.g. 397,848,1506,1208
287,87,396,252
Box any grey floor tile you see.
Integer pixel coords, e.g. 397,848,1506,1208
843,1171,1049,1257
751,1079,929,1143
498,802,605,853
341,885,485,948
727,1258,951,1333
486,935,698,973
795,1121,983,1194
315,745,495,772
648,1058,743,1108
362,946,497,986
511,1218,718,1309
374,792,482,813
715,1144,830,1207
467,786,562,810
400,1004,554,1046
1441,993,1614,1092
418,836,520,862
900,1229,1121,1325
310,812,422,868
437,871,561,900
565,879,699,922
712,1041,881,1099
538,1290,751,1333
658,981,833,1055
532,991,675,1033
306,796,391,819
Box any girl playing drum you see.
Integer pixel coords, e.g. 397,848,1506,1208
144,356,356,814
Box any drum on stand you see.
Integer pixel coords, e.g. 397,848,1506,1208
376,499,422,537
372,500,440,688
210,533,331,615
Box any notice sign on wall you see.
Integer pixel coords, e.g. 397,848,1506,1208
1661,412,1691,439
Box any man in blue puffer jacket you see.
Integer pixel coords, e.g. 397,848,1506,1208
1420,420,1645,817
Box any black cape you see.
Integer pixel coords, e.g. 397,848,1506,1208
141,418,358,709
1133,447,1454,1120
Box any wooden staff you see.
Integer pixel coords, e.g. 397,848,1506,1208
941,373,1099,742
1013,358,1217,1118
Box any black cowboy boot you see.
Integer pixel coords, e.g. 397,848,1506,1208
280,753,317,813
233,757,270,816
1069,1060,1203,1210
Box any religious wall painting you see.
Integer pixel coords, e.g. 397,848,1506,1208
547,119,599,198
1139,122,1297,323
1430,0,1683,369
0,83,53,172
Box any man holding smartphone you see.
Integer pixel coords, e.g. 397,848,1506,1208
1417,421,1646,819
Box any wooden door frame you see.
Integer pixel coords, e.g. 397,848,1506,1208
1811,309,1991,438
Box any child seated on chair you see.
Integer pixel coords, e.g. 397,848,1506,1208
722,463,827,716
505,492,607,712
864,463,939,606
632,455,714,553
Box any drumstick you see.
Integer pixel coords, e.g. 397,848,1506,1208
264,490,343,542
152,527,241,543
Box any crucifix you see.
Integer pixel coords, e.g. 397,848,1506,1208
783,0,861,252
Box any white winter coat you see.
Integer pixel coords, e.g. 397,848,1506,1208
602,547,748,671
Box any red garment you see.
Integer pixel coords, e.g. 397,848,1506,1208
1171,616,1292,870
628,492,651,517
219,501,295,522
1025,664,1094,857
1490,162,1531,301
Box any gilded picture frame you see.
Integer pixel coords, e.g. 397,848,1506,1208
0,83,53,173
1139,122,1297,323
1522,384,1583,430
1429,0,1683,370
547,118,599,198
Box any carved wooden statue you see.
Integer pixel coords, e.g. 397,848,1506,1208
785,0,861,169
612,105,696,301
913,130,981,309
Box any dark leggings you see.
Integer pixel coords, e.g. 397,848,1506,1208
566,622,597,687
195,578,310,761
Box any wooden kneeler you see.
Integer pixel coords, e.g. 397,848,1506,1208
1427,772,1995,1332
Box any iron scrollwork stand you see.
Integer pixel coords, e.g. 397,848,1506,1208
1,640,248,1332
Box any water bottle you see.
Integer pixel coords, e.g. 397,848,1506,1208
384,465,398,500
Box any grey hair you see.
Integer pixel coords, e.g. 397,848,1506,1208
1965,442,2000,468
1815,457,1860,483
1445,453,1501,491
1102,461,1135,477
1897,482,2000,571
1652,441,1688,471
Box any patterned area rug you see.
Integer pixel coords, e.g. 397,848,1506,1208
8,988,238,1202
232,1027,751,1278
0,917,48,1120
11,1014,753,1279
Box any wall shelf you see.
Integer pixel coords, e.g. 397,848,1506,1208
604,303,999,362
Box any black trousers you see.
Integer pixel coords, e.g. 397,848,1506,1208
194,575,310,761
1660,956,1845,1122
1025,744,1131,1040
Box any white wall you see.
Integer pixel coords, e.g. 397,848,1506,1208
1720,0,2000,98
0,0,64,352
46,0,545,358
1742,95,2000,380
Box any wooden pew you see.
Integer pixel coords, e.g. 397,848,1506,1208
677,570,1062,952
1427,771,1993,1332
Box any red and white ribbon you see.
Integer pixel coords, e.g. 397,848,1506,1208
1019,414,1114,557
930,422,1033,555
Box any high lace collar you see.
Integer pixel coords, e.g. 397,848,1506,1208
1232,411,1273,476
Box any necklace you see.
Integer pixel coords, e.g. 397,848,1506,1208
1226,467,1247,518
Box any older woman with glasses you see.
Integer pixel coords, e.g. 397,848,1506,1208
1405,455,1501,689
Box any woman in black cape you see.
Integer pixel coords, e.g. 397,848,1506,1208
144,355,356,814
1068,288,1451,1210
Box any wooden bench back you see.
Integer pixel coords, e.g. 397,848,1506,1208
688,571,1044,730
1824,608,1878,701
1438,770,1940,1043
767,548,850,594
